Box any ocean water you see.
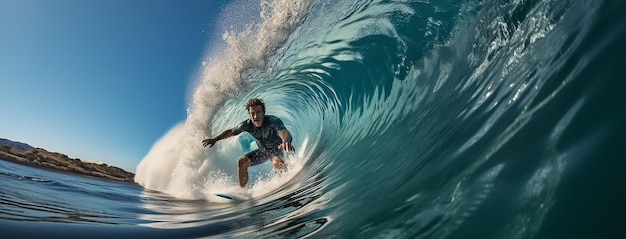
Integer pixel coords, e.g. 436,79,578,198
2,0,625,238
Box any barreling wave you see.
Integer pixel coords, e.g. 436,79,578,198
134,0,314,198
135,0,612,237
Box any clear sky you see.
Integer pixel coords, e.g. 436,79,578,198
0,0,228,172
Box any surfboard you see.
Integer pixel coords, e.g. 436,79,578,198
213,192,249,201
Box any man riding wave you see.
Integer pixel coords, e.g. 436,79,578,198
202,98,294,187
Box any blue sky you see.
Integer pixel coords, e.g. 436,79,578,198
0,0,229,172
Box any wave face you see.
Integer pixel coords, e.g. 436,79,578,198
134,0,626,238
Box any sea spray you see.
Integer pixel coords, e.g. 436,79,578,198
134,123,185,191
135,0,312,200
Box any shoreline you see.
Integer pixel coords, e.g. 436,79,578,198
0,148,136,183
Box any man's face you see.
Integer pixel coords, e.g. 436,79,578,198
248,105,265,128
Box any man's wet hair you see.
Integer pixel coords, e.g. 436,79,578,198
246,98,265,112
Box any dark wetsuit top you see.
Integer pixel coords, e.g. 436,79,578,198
232,115,287,165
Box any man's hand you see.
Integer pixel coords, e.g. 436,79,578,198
202,138,217,148
203,129,234,148
278,141,294,151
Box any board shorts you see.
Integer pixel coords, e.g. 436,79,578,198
245,148,284,166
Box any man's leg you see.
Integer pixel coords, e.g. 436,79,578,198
238,156,252,187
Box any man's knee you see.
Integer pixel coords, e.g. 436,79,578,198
272,157,285,169
238,156,252,168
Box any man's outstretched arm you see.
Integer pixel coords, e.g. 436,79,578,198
202,129,234,148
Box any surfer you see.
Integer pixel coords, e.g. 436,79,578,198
202,98,295,187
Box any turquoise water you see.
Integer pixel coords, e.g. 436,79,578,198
2,0,626,238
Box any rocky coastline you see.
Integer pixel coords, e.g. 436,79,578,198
0,138,135,183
